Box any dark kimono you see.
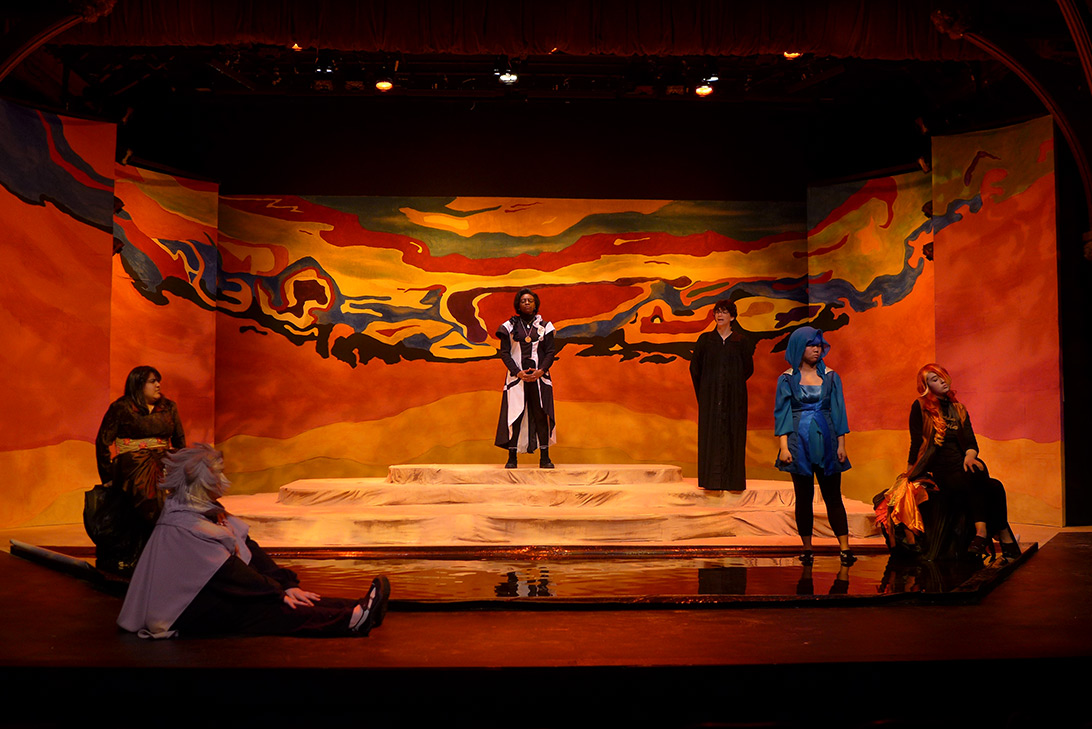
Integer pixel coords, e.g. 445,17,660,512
690,328,754,490
495,314,557,453
92,397,186,573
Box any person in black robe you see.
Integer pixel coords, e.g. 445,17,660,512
495,288,557,469
689,300,754,490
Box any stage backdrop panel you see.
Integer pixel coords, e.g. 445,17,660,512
111,164,219,444
207,189,948,499
0,98,1062,528
211,195,819,492
797,172,936,504
0,99,116,527
932,116,1061,524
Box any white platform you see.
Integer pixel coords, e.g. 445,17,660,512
221,464,882,548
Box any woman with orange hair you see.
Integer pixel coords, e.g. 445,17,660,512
904,364,1020,559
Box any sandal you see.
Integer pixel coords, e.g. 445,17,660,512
839,549,857,566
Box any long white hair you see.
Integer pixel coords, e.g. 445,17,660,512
159,444,231,508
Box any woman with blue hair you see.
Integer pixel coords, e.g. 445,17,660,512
774,327,855,566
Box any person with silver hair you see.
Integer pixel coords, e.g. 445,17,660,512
118,444,390,639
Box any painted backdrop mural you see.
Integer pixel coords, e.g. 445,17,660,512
0,99,1061,527
207,179,939,504
0,99,115,527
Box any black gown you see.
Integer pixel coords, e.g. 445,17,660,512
690,328,754,490
907,399,1011,559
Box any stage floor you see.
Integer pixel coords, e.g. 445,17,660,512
1,526,1088,728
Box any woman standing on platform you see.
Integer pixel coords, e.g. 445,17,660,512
774,327,855,566
904,364,1020,559
690,299,754,490
495,288,557,469
90,365,186,575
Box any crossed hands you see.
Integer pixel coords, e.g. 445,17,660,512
517,368,544,382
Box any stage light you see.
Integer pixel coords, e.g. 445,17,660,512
314,51,337,75
375,78,393,92
290,43,302,52
495,57,518,85
695,83,714,97
783,51,802,60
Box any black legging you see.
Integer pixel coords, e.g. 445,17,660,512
791,469,849,538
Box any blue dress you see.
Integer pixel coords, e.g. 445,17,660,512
774,371,851,476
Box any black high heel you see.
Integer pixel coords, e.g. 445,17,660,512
997,527,1021,559
798,550,814,565
967,535,990,558
839,549,857,566
505,449,518,469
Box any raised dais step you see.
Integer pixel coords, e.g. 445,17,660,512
220,464,882,547
385,463,684,485
276,477,790,508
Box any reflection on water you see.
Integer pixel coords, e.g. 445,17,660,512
278,553,989,603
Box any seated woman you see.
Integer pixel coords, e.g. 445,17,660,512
91,365,186,575
118,445,390,639
883,364,1020,560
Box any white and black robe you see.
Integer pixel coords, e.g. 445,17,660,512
494,314,557,452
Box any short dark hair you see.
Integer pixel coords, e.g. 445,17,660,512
513,288,540,315
712,299,737,317
124,365,162,409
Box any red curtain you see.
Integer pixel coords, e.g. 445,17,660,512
56,0,985,60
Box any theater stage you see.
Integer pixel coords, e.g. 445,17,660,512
0,461,1083,727
0,527,1087,728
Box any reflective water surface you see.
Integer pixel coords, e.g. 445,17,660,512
277,553,992,604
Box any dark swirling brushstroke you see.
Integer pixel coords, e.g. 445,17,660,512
930,196,983,236
118,233,219,309
775,305,823,327
965,151,1001,186
0,99,114,232
796,234,849,258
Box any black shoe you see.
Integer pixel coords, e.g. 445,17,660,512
798,550,814,565
967,535,990,558
352,576,391,636
839,549,857,566
505,449,518,469
999,537,1021,559
539,447,554,469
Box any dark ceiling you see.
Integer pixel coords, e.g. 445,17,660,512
0,1,1079,194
